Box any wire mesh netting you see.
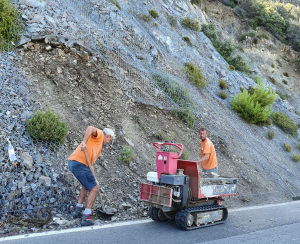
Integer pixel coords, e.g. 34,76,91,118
1,0,300,218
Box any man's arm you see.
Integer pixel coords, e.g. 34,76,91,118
197,153,209,165
81,126,98,151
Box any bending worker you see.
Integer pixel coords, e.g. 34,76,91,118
197,127,218,174
68,126,115,226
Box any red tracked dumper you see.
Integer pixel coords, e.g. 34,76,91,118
140,142,238,230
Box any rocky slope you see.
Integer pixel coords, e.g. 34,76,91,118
0,0,300,236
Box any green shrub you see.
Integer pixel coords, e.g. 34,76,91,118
168,15,177,27
293,154,300,162
219,91,227,99
223,1,237,8
238,34,247,41
26,108,68,142
267,130,275,139
271,64,275,68
182,36,193,46
184,62,209,88
218,79,227,90
253,38,258,44
269,76,276,84
271,112,298,137
283,143,292,152
191,0,201,4
252,75,262,84
141,14,150,22
276,91,286,100
283,72,289,77
181,17,200,31
180,149,189,160
257,33,269,40
149,10,158,19
247,32,256,37
108,0,121,10
231,83,276,124
283,79,288,85
296,58,300,66
201,23,218,41
119,146,134,164
213,39,236,60
154,22,158,27
227,55,251,74
151,72,197,127
0,0,24,51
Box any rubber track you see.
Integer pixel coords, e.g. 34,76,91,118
175,205,228,230
148,206,168,222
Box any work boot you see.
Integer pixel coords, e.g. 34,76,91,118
72,206,83,218
81,214,94,226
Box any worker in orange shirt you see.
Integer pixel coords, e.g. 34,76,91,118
68,126,115,226
197,127,218,175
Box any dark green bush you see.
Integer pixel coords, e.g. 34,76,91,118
26,108,68,142
257,33,269,40
293,154,300,162
149,10,158,19
119,146,134,164
227,55,251,74
213,39,236,60
184,62,209,88
247,32,256,37
238,34,246,41
267,130,275,139
295,58,300,66
218,79,227,90
268,76,276,84
283,143,292,152
219,91,227,99
283,79,288,85
271,64,275,68
0,0,24,51
182,36,193,46
271,112,298,137
283,72,289,77
108,0,121,10
182,17,200,31
296,140,300,149
191,0,201,4
231,83,276,124
201,23,218,41
276,91,286,100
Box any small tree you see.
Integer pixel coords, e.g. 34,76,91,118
26,108,68,142
231,83,276,124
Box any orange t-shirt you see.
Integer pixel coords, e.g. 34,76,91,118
68,129,104,167
200,138,218,170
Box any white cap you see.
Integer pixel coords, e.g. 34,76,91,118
103,128,115,139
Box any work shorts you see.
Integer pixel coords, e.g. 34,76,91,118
68,160,97,191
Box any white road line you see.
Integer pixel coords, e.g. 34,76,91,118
1,201,299,242
0,219,153,242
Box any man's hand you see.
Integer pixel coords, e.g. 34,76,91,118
81,142,87,152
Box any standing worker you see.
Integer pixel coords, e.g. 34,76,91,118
68,126,115,226
197,127,218,174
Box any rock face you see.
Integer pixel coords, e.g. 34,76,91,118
1,0,300,235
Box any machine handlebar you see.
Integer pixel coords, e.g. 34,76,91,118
153,142,184,159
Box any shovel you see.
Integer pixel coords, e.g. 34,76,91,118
83,151,116,216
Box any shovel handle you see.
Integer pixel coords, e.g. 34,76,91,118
83,151,105,210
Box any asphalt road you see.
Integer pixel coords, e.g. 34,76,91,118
1,201,300,244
